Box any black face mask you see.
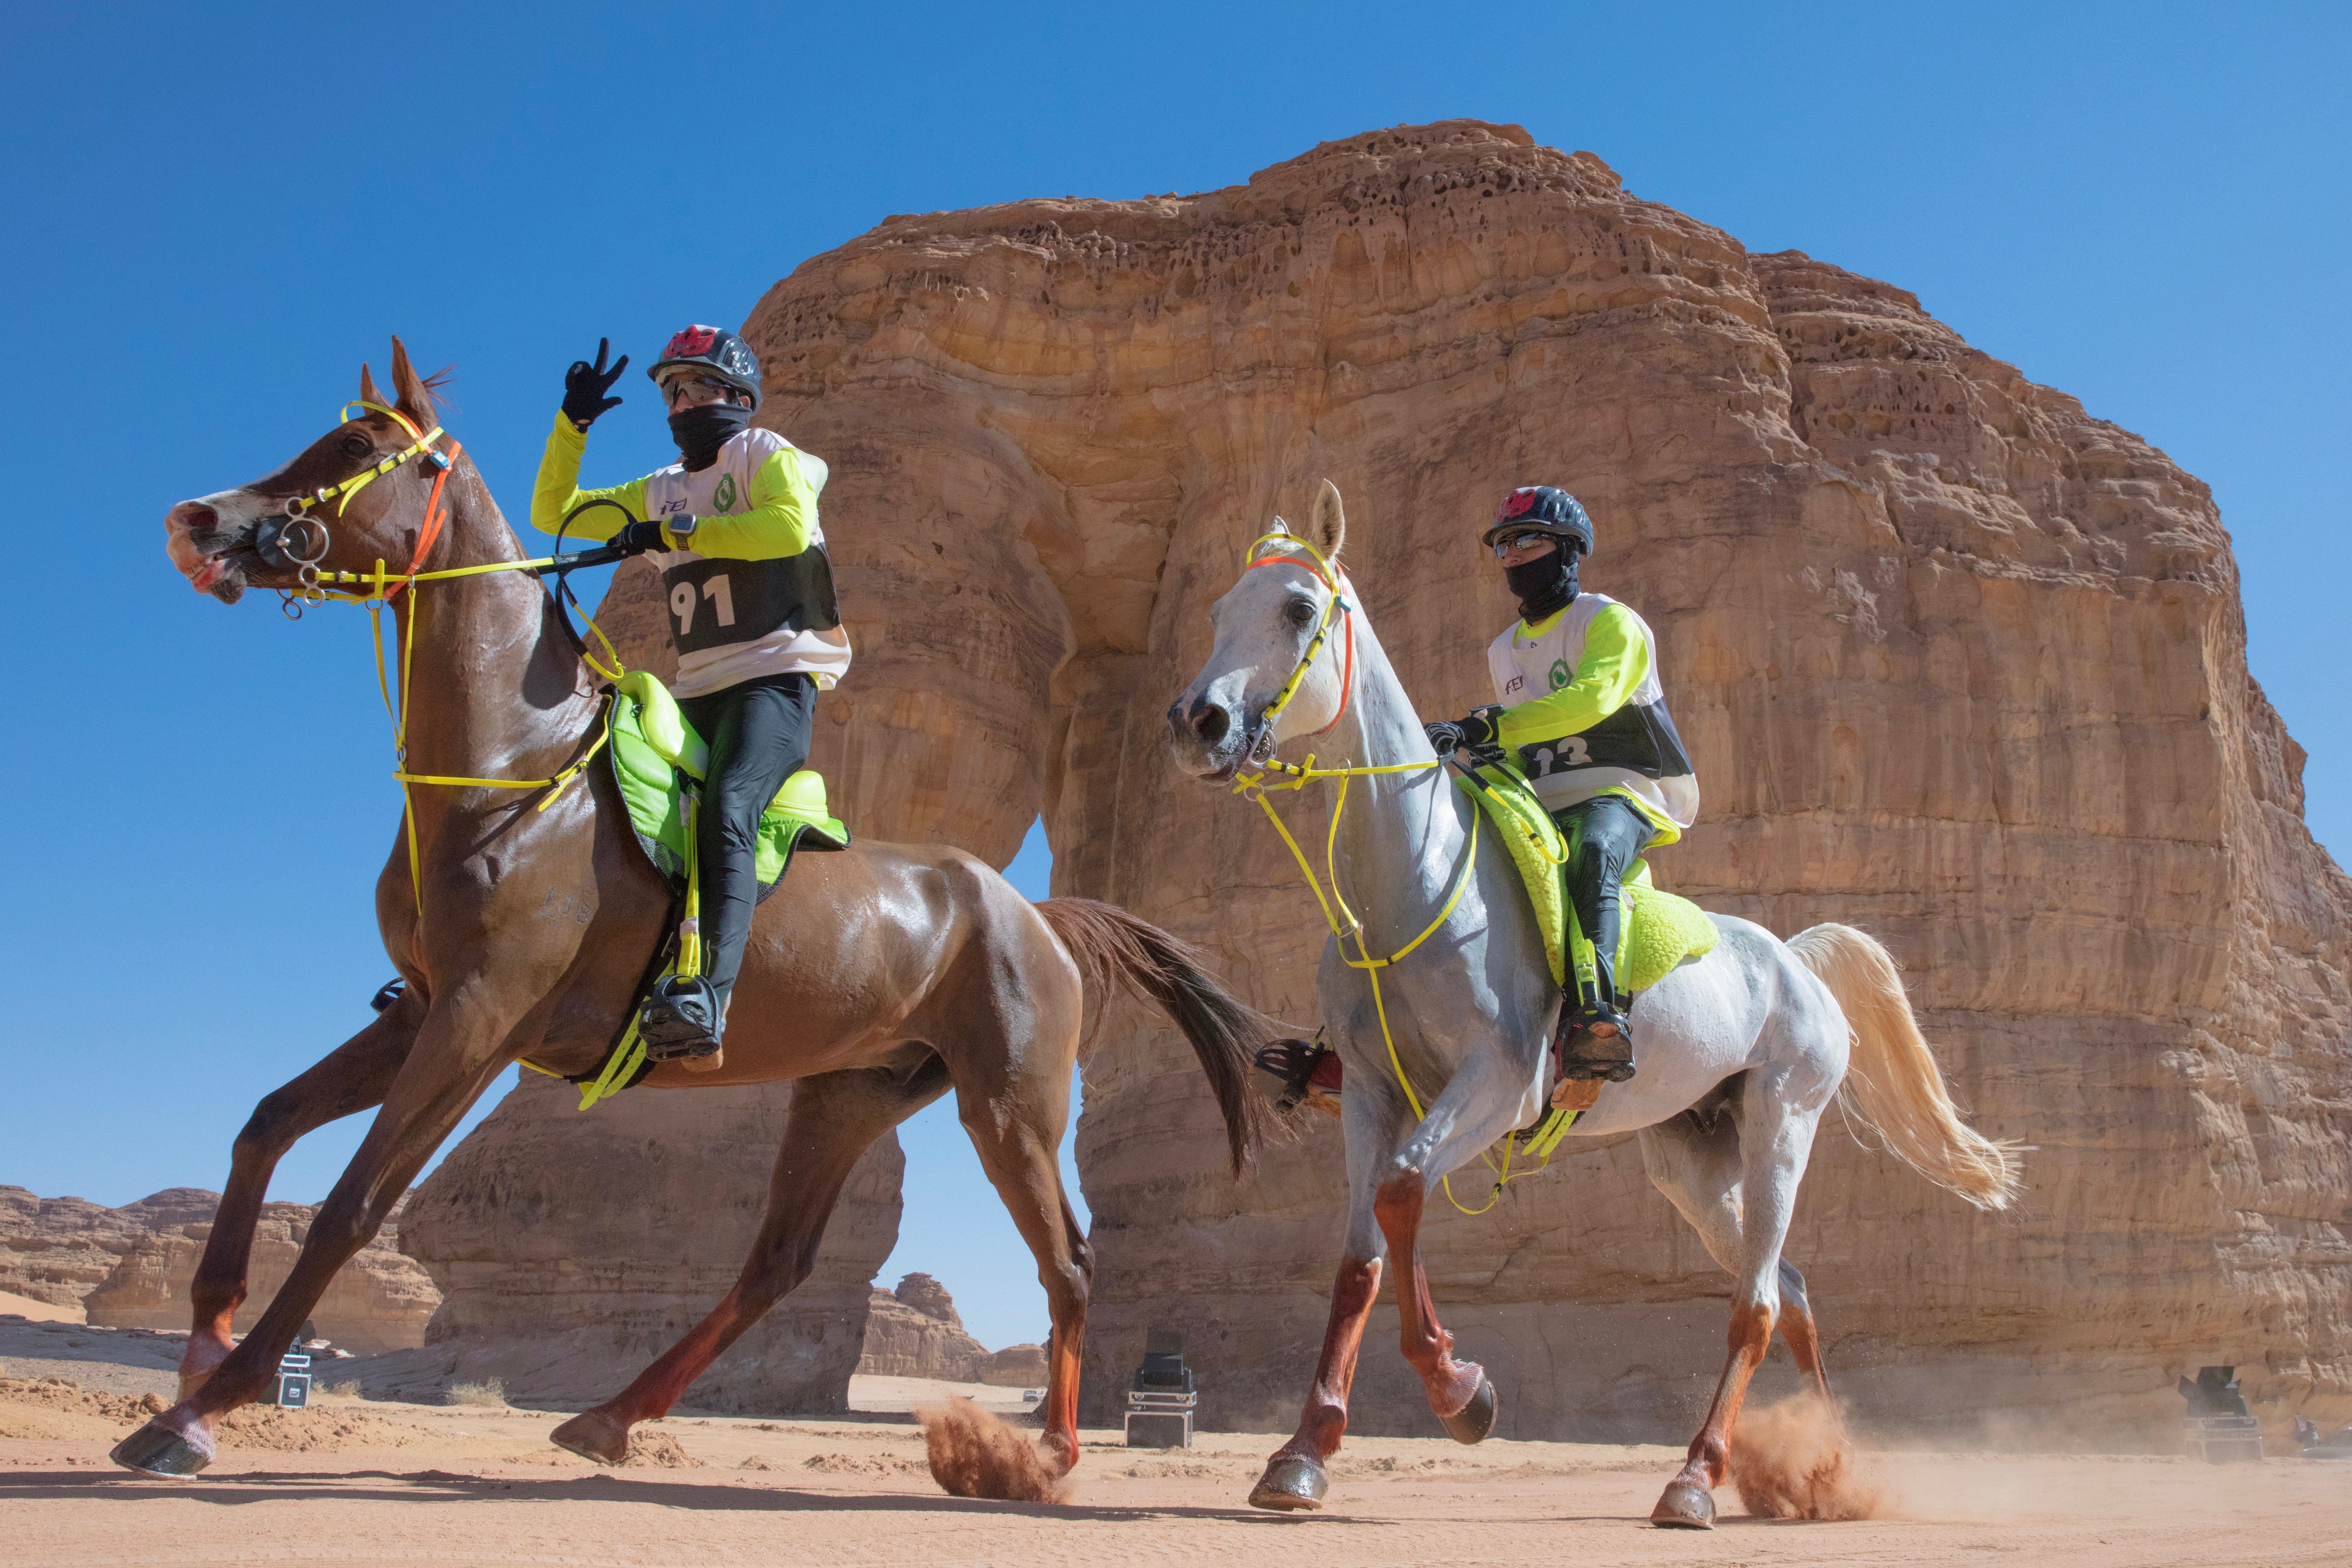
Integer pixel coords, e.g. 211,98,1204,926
1504,543,1579,622
669,401,751,472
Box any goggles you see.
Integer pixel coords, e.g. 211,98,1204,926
1489,529,1560,559
660,372,738,408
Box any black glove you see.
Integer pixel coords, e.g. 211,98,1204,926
614,520,667,555
562,338,629,429
1424,706,1505,762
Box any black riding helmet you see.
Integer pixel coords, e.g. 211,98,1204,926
646,325,763,412
1480,485,1594,556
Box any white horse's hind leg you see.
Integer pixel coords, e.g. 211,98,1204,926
1642,1104,1837,1400
1649,1071,1831,1529
1637,1102,1745,1271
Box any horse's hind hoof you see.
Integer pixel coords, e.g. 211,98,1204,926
1650,1479,1717,1529
1439,1372,1497,1445
550,1410,629,1465
1248,1454,1328,1511
111,1419,214,1478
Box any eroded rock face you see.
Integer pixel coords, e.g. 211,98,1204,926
1,1187,231,1311
854,1273,989,1379
399,1072,901,1414
977,1343,1049,1388
83,1200,438,1353
635,118,2345,1445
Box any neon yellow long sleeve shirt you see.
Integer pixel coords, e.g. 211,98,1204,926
529,414,823,560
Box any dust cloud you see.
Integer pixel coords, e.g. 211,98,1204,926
1728,1390,1891,1520
916,1395,1072,1503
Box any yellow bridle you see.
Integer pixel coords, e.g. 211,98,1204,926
273,400,629,915
1227,531,1577,1213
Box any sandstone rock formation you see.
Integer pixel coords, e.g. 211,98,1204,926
854,1273,989,1379
82,1200,438,1353
395,1071,900,1413
432,119,2346,1446
976,1343,1049,1388
1,1187,234,1311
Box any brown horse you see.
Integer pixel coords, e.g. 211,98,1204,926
121,338,1271,1482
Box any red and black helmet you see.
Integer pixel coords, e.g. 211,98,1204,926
646,325,762,410
1480,485,1594,555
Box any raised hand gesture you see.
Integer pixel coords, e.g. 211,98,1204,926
562,338,629,430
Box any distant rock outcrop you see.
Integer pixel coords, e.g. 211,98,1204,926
82,1199,439,1353
855,1273,989,1379
0,1187,218,1310
975,1343,1048,1388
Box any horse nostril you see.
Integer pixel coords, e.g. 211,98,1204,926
168,502,218,536
1190,700,1229,747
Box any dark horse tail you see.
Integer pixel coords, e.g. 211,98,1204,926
1035,897,1274,1176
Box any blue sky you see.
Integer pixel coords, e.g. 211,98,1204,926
0,4,2341,1351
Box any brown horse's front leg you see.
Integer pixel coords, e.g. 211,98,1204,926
1372,1171,1494,1437
179,1002,419,1399
1247,1255,1382,1511
551,1064,950,1465
113,1013,514,1479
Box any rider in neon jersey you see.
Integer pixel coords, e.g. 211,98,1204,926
531,327,851,1060
1424,487,1698,1095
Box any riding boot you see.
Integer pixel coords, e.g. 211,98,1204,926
1553,947,1634,1090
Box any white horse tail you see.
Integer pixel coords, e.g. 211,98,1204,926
1787,922,2022,1211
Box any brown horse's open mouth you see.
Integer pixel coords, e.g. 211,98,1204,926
166,502,267,605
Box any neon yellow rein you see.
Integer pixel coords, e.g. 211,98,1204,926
283,401,629,916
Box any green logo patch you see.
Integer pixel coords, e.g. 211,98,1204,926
1549,657,1572,691
712,473,739,512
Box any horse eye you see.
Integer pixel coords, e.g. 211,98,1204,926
1285,598,1317,627
340,434,372,459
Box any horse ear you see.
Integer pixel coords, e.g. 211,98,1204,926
1267,515,1291,536
1309,479,1346,563
358,363,385,408
388,336,437,423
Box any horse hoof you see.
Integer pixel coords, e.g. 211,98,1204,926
1650,1479,1717,1529
1439,1372,1498,1445
111,1419,213,1478
550,1410,629,1465
1248,1455,1328,1511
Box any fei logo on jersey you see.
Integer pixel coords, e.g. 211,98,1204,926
1503,674,1525,697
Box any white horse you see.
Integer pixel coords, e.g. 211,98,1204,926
1166,481,2018,1527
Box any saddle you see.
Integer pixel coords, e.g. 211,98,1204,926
1250,765,1717,1132
607,669,850,896
1457,761,1717,996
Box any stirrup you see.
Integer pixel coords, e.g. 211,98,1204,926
1554,1005,1635,1086
638,976,724,1061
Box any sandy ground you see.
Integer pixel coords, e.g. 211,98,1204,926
4,1319,2347,1567
0,1293,82,1325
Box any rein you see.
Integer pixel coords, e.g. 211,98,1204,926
272,400,632,915
1229,531,1577,1213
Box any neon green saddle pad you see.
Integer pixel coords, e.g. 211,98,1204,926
1455,764,1717,992
607,670,849,895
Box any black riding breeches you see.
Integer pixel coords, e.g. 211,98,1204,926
677,671,818,998
1550,793,1658,1003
